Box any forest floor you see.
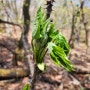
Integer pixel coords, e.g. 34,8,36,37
0,33,90,90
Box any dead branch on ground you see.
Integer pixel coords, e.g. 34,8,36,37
0,68,29,79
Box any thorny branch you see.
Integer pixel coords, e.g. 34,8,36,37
46,0,55,19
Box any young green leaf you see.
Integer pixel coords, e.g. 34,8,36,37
32,7,42,39
48,42,74,71
50,32,70,55
32,6,73,72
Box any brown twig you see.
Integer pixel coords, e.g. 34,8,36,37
0,19,22,29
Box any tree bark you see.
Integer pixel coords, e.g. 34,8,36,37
68,1,77,48
17,0,36,89
69,14,76,48
18,0,30,50
30,64,40,90
17,0,31,79
80,0,89,47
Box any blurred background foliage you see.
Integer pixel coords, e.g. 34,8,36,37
0,0,90,43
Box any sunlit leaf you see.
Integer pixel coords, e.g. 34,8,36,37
37,63,46,71
32,6,73,72
48,43,74,71
51,32,70,55
32,7,43,39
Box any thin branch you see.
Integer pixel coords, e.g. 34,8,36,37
18,0,32,89
0,19,22,29
0,43,17,55
1,0,12,21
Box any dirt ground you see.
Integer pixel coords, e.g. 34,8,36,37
0,32,90,90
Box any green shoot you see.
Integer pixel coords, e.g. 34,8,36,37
32,7,74,71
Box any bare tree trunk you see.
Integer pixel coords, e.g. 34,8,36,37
68,1,81,48
18,0,30,50
69,14,76,48
19,0,31,73
80,1,89,47
68,1,77,48
17,0,36,89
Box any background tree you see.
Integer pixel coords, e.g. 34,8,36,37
80,0,89,48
